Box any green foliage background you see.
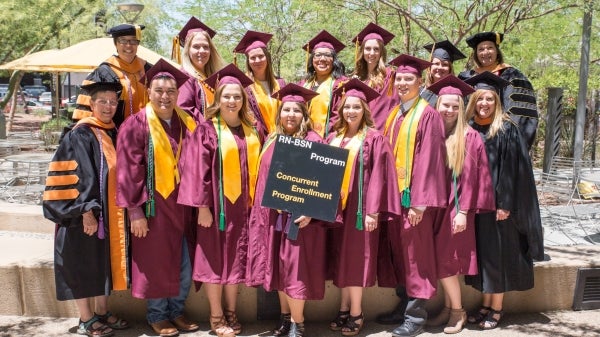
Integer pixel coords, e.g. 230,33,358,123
1,0,599,157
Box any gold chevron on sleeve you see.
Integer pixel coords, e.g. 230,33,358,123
45,175,79,187
43,189,80,201
48,160,78,172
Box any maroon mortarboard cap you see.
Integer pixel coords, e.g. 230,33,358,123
178,17,217,45
427,75,475,97
423,40,466,62
352,22,395,46
389,54,432,75
333,78,380,104
233,30,273,54
466,31,504,49
204,63,254,90
271,83,319,104
139,59,189,89
303,30,345,53
464,71,510,93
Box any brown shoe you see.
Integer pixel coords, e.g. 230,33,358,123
149,320,179,337
426,306,451,327
444,308,467,334
171,316,199,333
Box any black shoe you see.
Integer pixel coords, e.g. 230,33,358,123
288,322,305,337
272,313,291,336
392,321,424,337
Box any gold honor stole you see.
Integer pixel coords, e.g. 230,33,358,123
330,130,365,210
384,99,428,206
146,104,197,199
212,118,261,204
305,77,333,137
251,79,280,134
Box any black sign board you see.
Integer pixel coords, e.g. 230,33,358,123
261,134,348,224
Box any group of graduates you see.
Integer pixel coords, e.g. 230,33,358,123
42,17,543,337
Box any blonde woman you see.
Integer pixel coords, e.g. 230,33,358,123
463,72,542,330
425,75,495,334
175,17,226,120
178,64,261,337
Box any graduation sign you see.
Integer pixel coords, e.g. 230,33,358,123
262,135,348,223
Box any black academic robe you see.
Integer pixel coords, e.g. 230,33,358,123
459,67,538,150
43,124,122,300
465,119,543,293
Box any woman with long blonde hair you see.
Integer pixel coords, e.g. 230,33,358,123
463,71,542,330
178,64,261,337
175,17,226,120
425,75,495,334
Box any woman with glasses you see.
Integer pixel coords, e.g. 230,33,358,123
73,24,152,127
44,82,129,337
175,17,226,120
298,30,347,138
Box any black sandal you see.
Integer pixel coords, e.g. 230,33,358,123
341,313,364,336
272,313,291,336
96,311,129,330
77,316,114,337
479,309,503,330
329,310,350,331
467,306,491,324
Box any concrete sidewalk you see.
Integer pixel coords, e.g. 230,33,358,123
0,309,599,337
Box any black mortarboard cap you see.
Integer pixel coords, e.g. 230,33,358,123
466,32,504,49
108,24,145,40
464,71,509,93
423,40,466,62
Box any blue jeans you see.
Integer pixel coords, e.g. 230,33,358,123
147,238,192,323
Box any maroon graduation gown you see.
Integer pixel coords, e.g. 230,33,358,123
246,131,327,299
433,127,495,279
178,119,261,284
116,109,195,299
367,67,399,132
177,69,208,121
325,129,401,288
379,99,448,299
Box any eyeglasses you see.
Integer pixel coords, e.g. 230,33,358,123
117,39,140,46
94,99,119,107
314,52,333,59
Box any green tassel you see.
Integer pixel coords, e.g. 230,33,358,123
219,212,225,231
356,211,363,230
401,188,411,208
145,199,155,218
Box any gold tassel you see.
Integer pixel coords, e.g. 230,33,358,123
135,25,142,41
233,52,238,67
305,45,310,73
171,36,182,65
495,32,501,45
355,39,359,65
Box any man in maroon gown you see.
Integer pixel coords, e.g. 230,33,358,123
116,59,198,337
380,55,448,337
